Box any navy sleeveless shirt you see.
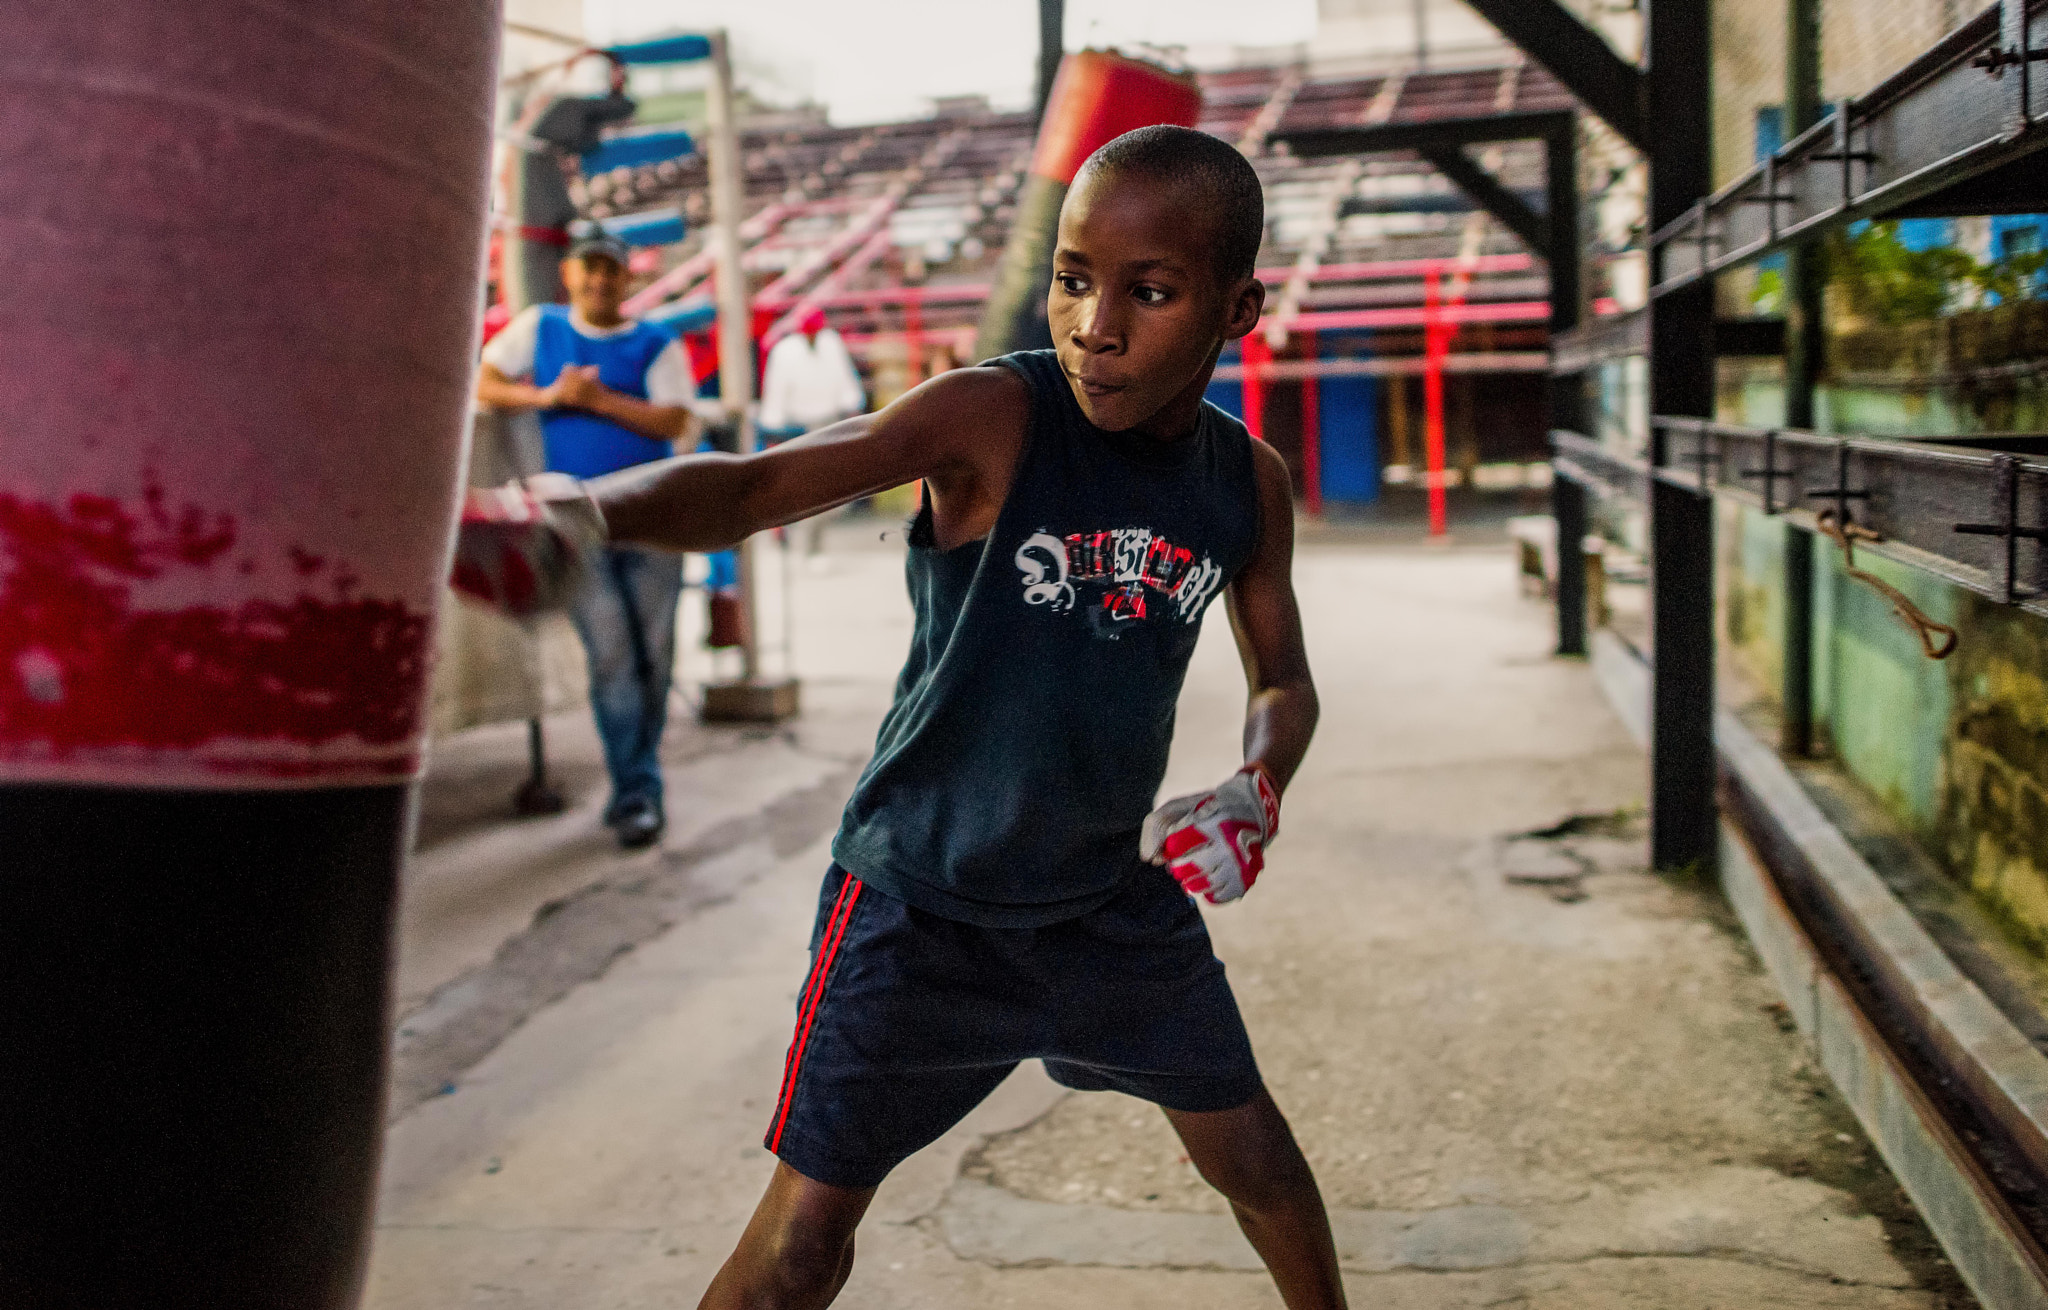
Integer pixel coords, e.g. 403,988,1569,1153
830,349,1263,927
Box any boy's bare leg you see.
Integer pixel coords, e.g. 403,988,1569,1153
1165,1088,1348,1310
698,1162,876,1310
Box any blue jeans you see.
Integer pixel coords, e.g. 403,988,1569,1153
567,546,684,815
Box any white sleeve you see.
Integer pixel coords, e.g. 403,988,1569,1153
823,330,866,416
643,339,697,406
758,335,797,431
480,305,542,378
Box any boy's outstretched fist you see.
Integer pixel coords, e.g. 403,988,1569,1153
450,473,607,618
1140,764,1281,905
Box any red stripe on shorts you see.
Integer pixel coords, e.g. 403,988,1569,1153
767,875,864,1154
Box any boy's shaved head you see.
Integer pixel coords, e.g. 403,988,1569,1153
1076,124,1265,284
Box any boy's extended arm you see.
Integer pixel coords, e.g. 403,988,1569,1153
589,365,1021,554
1228,439,1319,792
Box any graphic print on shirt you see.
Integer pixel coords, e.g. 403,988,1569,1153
1014,526,1226,640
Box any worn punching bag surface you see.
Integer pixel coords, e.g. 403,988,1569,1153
0,3,500,1306
976,51,1201,360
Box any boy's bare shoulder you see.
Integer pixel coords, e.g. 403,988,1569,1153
871,364,1032,481
901,363,1029,423
1247,433,1291,484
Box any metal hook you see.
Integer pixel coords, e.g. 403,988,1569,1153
1816,509,1960,660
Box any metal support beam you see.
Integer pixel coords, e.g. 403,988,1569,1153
1646,0,1717,874
1420,144,1548,250
1564,419,2048,622
1781,0,1824,759
1461,0,1648,152
1545,117,1587,658
1279,108,1573,160
1544,123,1580,334
1037,0,1064,117
1783,529,1815,755
1555,472,1590,656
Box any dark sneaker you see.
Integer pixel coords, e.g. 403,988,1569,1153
614,796,665,849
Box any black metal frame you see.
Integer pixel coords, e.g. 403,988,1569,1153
1519,0,2048,871
1639,0,1718,873
1294,0,2048,872
1277,109,1588,654
1459,0,1647,152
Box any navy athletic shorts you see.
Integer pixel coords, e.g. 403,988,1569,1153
763,862,1263,1190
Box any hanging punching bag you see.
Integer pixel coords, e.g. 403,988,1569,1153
0,4,499,1307
976,51,1202,359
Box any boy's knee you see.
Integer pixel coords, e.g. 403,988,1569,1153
1184,1099,1318,1213
741,1228,853,1307
1196,1142,1314,1213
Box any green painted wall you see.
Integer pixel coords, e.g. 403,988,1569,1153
1936,599,2048,953
1717,492,2048,956
1711,229,2048,951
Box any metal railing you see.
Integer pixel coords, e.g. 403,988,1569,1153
1650,0,2048,298
1553,422,2048,619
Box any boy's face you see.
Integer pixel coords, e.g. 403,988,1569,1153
562,253,628,322
1049,168,1263,435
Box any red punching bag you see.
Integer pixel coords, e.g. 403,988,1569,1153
976,51,1202,359
0,3,499,1306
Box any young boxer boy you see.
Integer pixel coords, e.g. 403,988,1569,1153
459,124,1339,1309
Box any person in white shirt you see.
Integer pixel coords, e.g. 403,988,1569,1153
760,308,867,553
760,307,866,436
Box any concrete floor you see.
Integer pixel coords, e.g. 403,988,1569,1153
368,525,1971,1308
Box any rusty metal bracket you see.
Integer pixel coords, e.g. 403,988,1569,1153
1739,429,1797,515
1953,452,2048,602
1805,441,1872,530
1691,423,1719,496
1972,46,2048,73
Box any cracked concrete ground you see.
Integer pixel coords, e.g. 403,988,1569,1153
366,528,1972,1308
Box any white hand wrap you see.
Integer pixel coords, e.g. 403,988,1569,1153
1139,765,1281,905
449,473,607,618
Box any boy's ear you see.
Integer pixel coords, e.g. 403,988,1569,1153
1221,275,1266,341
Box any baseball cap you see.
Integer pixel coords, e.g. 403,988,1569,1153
566,230,630,265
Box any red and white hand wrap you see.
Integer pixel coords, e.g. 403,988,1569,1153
449,473,607,618
1139,764,1282,905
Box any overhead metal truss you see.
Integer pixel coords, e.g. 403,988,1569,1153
1553,424,2048,618
1652,0,2048,298
1459,0,1647,152
1273,109,1580,353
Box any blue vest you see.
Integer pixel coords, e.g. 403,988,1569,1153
533,305,678,478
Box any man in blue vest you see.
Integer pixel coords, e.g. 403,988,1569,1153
477,233,702,847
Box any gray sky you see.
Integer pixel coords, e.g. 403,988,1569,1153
584,0,1319,124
